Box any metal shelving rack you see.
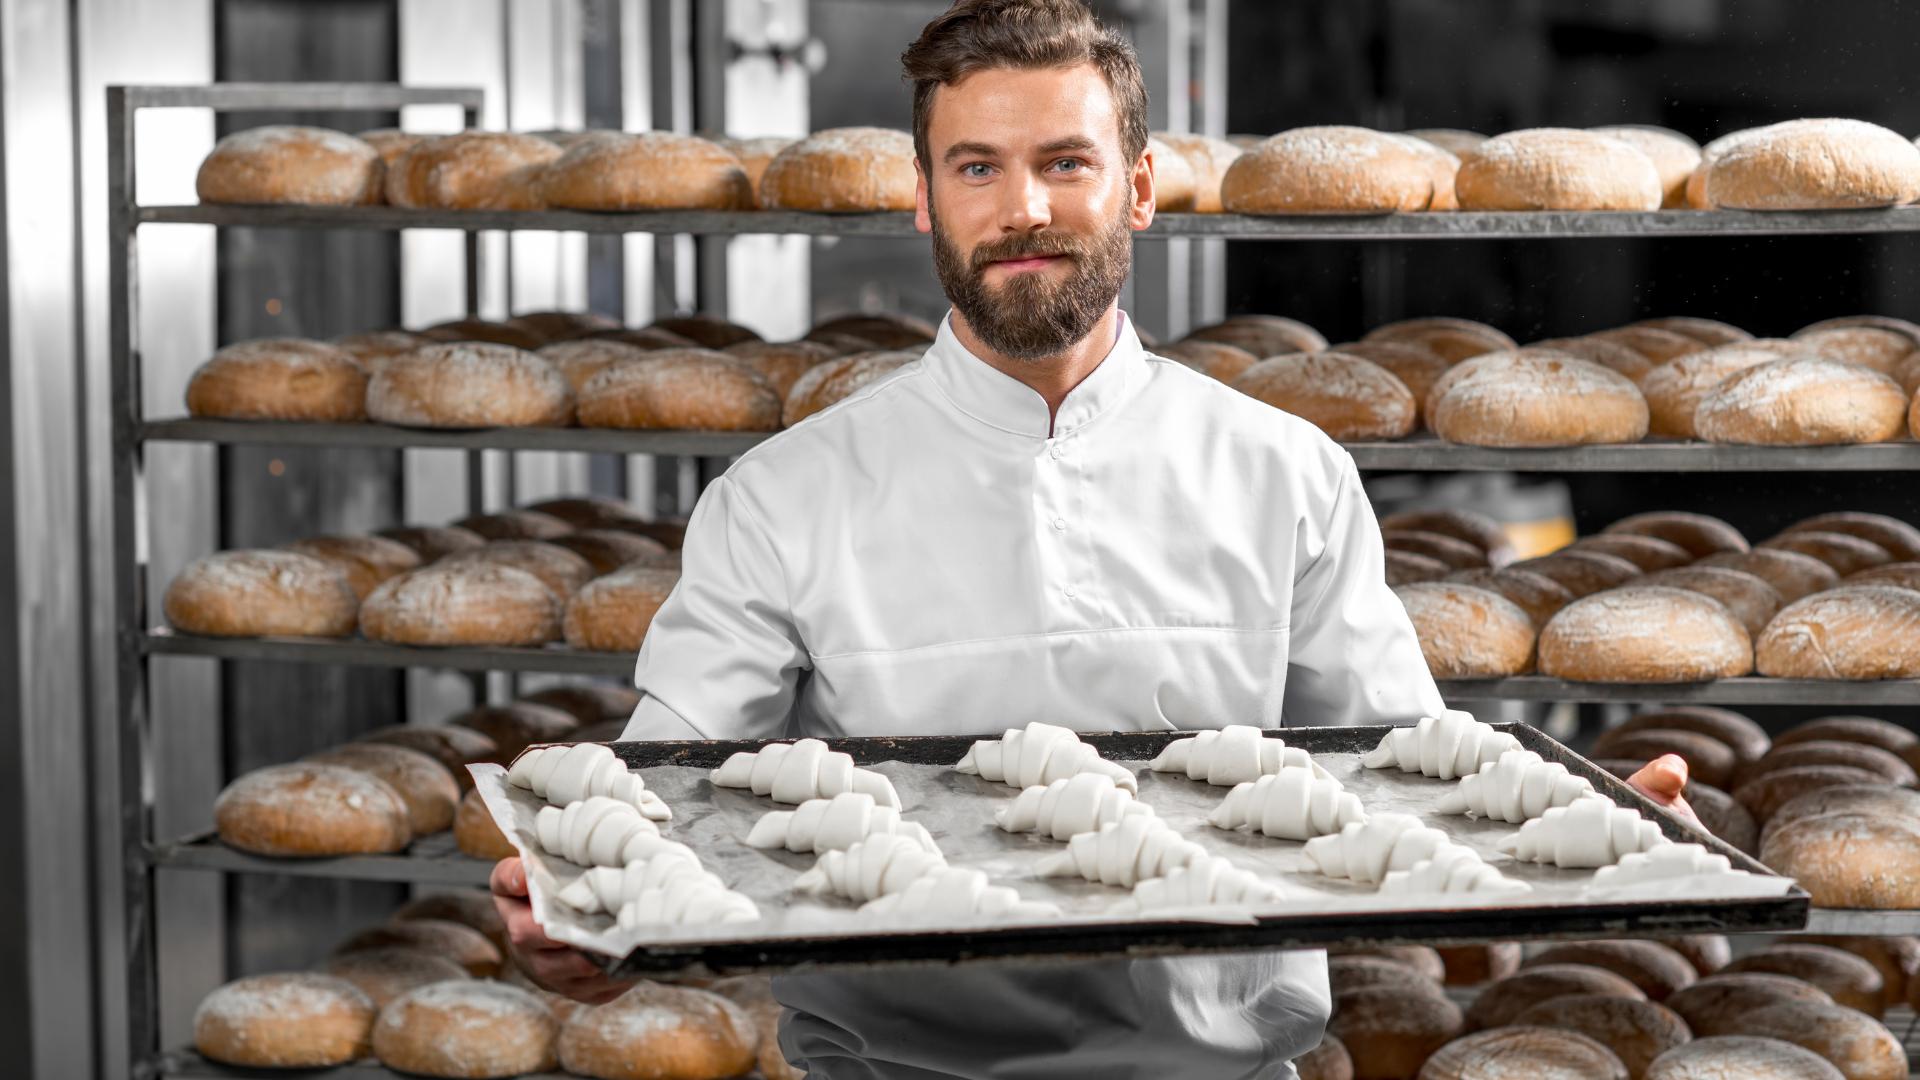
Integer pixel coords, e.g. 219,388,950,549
108,81,1920,1080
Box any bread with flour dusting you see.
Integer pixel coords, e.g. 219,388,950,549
1539,586,1752,681
367,343,573,428
542,131,751,210
1756,585,1920,679
165,550,359,638
373,982,558,1078
195,973,376,1068
1705,118,1920,210
1232,351,1418,440
576,348,782,431
1426,349,1649,447
1455,128,1662,210
385,131,561,210
1394,581,1538,677
359,563,562,647
214,762,411,856
186,338,369,421
1221,126,1440,213
759,127,916,211
1639,342,1796,437
197,126,381,206
1694,356,1908,445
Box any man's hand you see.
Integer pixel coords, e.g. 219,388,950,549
1625,754,1701,830
491,857,637,1005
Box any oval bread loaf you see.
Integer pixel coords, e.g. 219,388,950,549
164,550,359,638
1694,357,1907,446
1427,350,1649,447
186,339,369,421
197,126,381,206
1603,512,1749,558
1416,1026,1628,1080
367,343,573,429
1393,582,1536,677
1539,586,1752,682
542,131,751,210
759,127,916,211
1705,118,1920,210
1221,126,1440,213
194,973,376,1067
1455,128,1662,211
214,762,411,856
1645,1036,1847,1080
1756,586,1920,679
1233,352,1418,440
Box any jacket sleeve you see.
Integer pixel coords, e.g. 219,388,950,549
1283,455,1446,727
619,475,811,741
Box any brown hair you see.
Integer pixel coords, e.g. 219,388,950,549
901,0,1149,175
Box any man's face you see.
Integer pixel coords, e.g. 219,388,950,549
918,63,1152,361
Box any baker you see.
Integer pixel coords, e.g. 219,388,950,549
492,0,1698,1074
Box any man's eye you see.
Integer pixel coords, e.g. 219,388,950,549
963,163,994,179
1052,158,1082,172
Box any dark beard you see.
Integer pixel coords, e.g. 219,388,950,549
930,202,1133,362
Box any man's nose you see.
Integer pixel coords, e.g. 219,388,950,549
1000,168,1051,232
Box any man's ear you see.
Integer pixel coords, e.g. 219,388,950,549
914,158,933,234
1130,145,1157,231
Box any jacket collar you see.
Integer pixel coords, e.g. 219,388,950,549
922,310,1150,439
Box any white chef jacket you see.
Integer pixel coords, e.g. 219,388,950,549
621,311,1445,1080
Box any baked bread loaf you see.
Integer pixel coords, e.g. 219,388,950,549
1631,316,1753,346
1325,986,1462,1079
194,973,375,1067
1569,534,1693,572
454,509,572,542
197,126,380,206
548,530,668,575
281,535,422,601
1418,1026,1628,1080
709,975,803,1080
1220,126,1441,213
215,762,410,856
1694,356,1907,446
1427,350,1649,447
1512,993,1691,1080
1742,741,1916,787
1435,943,1522,986
1363,317,1517,364
1509,550,1642,598
1639,343,1791,437
392,890,508,954
1756,586,1920,678
564,564,680,652
1142,135,1198,211
419,318,548,350
371,525,487,564
808,312,936,349
521,496,641,531
385,132,561,210
723,339,837,401
164,550,358,638
321,948,469,1010
454,787,515,860
1737,765,1892,824
372,981,557,1077
438,540,594,600
1152,132,1243,213
1658,934,1731,977
1635,566,1782,639
1688,999,1905,1080
558,981,757,1080
1799,936,1920,1010
333,329,425,371
1525,941,1697,1001
367,343,572,428
784,350,915,425
520,683,641,725
1587,326,1709,365
1591,727,1737,788
1605,706,1770,764
1297,1034,1353,1080
507,310,621,344
1783,512,1920,563
647,315,761,349
1187,314,1329,357
186,338,368,421
360,563,562,646
1760,531,1894,577
539,339,652,405
1525,337,1655,383
1646,1036,1848,1080
1233,352,1418,440
1394,133,1461,210
335,918,501,978
1380,508,1515,565
759,127,915,211
542,131,750,210
1334,945,1448,983
1466,963,1647,1030
1328,341,1452,414
1667,973,1835,1036
576,349,782,431
1695,548,1837,602
1444,568,1574,627
306,743,457,835
1723,945,1885,1014
1761,812,1920,908
1792,326,1915,376
1389,550,1450,586
1455,128,1662,210
1704,118,1920,210
1393,582,1537,677
713,135,794,195
1604,511,1748,558
1158,340,1261,382
1775,716,1920,756
1384,530,1488,570
1591,125,1702,208
1330,955,1446,997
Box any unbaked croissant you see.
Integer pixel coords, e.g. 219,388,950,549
1361,710,1523,780
1435,749,1594,823
1034,815,1206,888
1302,812,1453,885
1114,854,1288,913
614,875,760,929
508,743,671,821
792,832,947,903
535,796,685,868
1499,794,1670,868
859,867,1061,922
710,738,901,809
1148,725,1328,786
745,791,936,854
1207,768,1365,841
557,849,708,914
996,772,1153,840
954,722,1137,793
1589,842,1752,891
1377,843,1532,897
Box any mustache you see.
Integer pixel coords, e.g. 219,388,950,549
968,231,1086,274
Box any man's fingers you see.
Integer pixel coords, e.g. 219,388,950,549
489,856,527,899
1627,754,1690,802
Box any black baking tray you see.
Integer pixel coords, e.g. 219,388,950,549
597,723,1808,977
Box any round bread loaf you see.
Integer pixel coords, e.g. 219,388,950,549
723,340,837,401
1604,512,1749,558
1384,530,1488,570
709,976,803,1080
1380,508,1515,566
322,947,470,1010
1587,325,1709,365
438,541,594,600
1737,766,1892,824
454,787,516,860
1153,132,1243,213
373,981,558,1078
1525,337,1656,383
1335,945,1448,983
1760,532,1894,577
1158,340,1261,382
521,496,640,531
1331,955,1447,997
1776,716,1919,756
194,973,375,1067
1570,535,1694,572
359,563,562,647
1363,317,1517,364
164,550,359,638
1635,566,1782,640
1762,812,1920,909
576,349,785,432
559,981,757,1080
186,338,368,421
1393,582,1537,677
374,525,486,563
281,535,422,601
648,315,762,349
306,743,458,835
1525,941,1698,1001
1705,118,1920,210
1591,126,1702,208
1743,742,1916,788
714,135,794,196
1467,963,1646,1030
1800,314,1920,347
1188,315,1329,357
539,339,652,403
1685,125,1776,208
1783,513,1920,563
335,918,501,978
520,683,641,725
783,350,915,425
1640,342,1794,438
359,724,500,779
393,890,509,954
454,509,573,542
1405,129,1488,156
1668,973,1835,1040
197,126,381,206
1427,350,1649,447
1591,728,1738,788
1646,1036,1846,1080
1510,550,1643,598
1694,357,1907,446
1417,1026,1627,1080
385,131,560,210
1328,341,1452,415
1630,317,1753,346
1326,986,1462,1080
215,762,410,856
599,517,686,551
1658,934,1731,976
809,312,936,349
1694,549,1837,603
1791,326,1914,376
1761,785,1920,848
1389,550,1450,586
1455,128,1662,211
1142,135,1198,211
542,131,750,211
1756,586,1920,679
1513,993,1690,1080
563,564,680,652
333,329,426,371
1608,707,1770,764
367,343,572,428
1234,352,1418,439
1799,936,1920,1010
1444,568,1575,627
1724,945,1885,1015
419,318,549,350
1298,1033,1354,1080
1540,587,1752,682
1435,943,1522,986
506,310,621,344
1221,126,1441,213
1694,999,1905,1080
1393,133,1461,210
758,127,915,211
548,530,669,576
